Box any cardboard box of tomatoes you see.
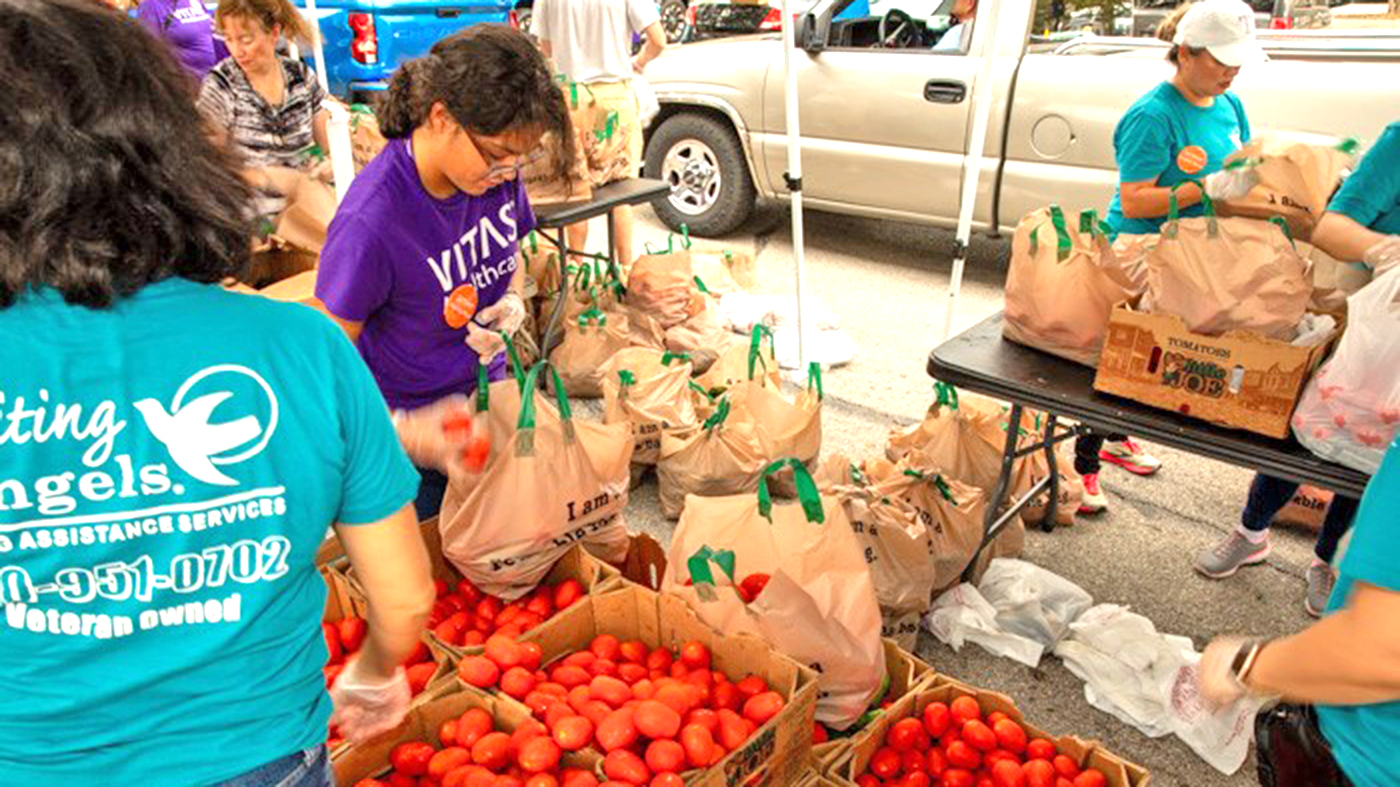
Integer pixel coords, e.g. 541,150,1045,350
332,681,602,786
336,518,623,658
813,639,936,769
830,676,1151,787
798,769,849,787
506,583,820,787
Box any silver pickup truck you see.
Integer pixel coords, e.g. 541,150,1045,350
641,0,1400,236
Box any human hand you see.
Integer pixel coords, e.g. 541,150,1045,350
465,322,507,363
393,395,472,472
632,55,647,75
475,293,527,337
1204,167,1260,201
1363,236,1400,275
308,158,336,185
329,658,412,744
1198,635,1252,709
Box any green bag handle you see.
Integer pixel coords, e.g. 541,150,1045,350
476,363,490,412
593,110,619,143
807,362,824,400
578,307,607,328
618,369,636,388
661,352,691,367
686,545,737,588
702,396,731,431
475,331,527,414
748,325,777,380
900,467,957,503
515,363,574,455
757,458,824,525
694,276,712,295
525,231,538,255
1166,180,1217,239
932,381,959,411
1336,137,1360,155
1029,205,1073,262
1269,216,1296,248
848,463,868,486
689,381,716,402
1079,209,1113,241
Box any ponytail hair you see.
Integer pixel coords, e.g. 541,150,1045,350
376,25,575,175
1157,3,1200,64
216,0,312,45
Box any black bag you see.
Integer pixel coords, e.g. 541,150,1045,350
1255,703,1352,787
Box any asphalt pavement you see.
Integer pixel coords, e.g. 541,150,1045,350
570,200,1326,787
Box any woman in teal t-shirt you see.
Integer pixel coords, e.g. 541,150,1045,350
0,2,445,784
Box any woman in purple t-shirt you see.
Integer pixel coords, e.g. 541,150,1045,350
136,0,227,82
316,25,576,519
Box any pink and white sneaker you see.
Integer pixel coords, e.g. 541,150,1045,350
1078,472,1108,515
1099,438,1163,476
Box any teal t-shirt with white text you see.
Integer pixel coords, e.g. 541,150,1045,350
0,280,419,784
1106,81,1251,236
1329,121,1400,236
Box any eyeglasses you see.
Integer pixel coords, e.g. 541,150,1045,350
467,130,544,178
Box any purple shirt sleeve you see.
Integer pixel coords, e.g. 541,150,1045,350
515,178,537,238
316,214,393,322
135,0,166,33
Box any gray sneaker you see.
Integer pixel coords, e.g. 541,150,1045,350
1305,562,1336,618
1195,531,1272,578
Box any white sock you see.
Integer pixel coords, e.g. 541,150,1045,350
1236,524,1269,544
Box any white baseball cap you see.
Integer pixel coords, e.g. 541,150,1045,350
1173,0,1265,68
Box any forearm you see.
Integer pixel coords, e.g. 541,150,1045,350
313,109,331,155
1249,606,1400,705
639,23,666,67
1121,181,1202,220
1311,212,1385,264
335,508,435,679
245,165,303,195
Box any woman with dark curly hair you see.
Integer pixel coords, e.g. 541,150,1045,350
315,24,574,519
0,0,444,782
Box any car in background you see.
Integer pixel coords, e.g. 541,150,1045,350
684,0,897,41
1131,0,1330,37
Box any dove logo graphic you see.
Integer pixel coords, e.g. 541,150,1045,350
134,366,279,487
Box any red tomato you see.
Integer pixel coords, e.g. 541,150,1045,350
1072,771,1106,787
500,667,538,699
462,630,486,647
591,675,634,708
384,775,417,787
990,760,1025,787
679,642,711,671
923,702,952,738
457,708,495,748
962,721,998,753
428,748,472,780
946,741,981,771
738,573,770,603
407,662,439,695
564,651,598,671
470,732,512,770
646,647,675,673
561,770,600,787
870,748,902,781
603,750,651,785
551,715,594,751
649,775,685,787
711,681,740,712
338,617,368,653
485,635,523,670
518,642,544,672
734,676,768,700
475,597,502,624
434,579,451,599
580,700,615,728
680,724,716,769
631,679,655,700
554,579,584,610
590,658,620,679
941,770,975,787
619,640,649,665
905,775,933,787
888,717,930,753
517,737,562,774
510,718,548,751
855,776,881,787
553,666,592,690
644,739,686,774
439,718,461,748
1052,756,1081,779
389,741,436,777
1057,781,1076,787
986,712,1010,727
902,749,929,774
458,656,500,689
322,623,343,665
634,700,683,739
525,594,554,620
716,709,752,751
926,748,948,777
812,723,830,744
617,663,649,685
685,709,719,735
597,707,640,752
525,776,559,787
653,684,697,716
950,696,982,727
1025,739,1057,762
741,692,785,726
993,720,1028,755
1022,759,1057,787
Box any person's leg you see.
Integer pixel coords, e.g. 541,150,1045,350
1075,432,1108,514
566,220,589,261
414,467,448,521
1099,433,1163,476
1306,493,1360,617
612,203,635,269
1195,474,1293,578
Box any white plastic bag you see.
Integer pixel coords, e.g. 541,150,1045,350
1292,266,1400,474
772,325,855,370
924,584,1047,667
633,76,660,129
1053,605,1261,776
976,559,1094,650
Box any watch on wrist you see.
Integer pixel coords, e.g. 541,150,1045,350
1230,639,1267,690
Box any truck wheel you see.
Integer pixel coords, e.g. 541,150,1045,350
660,0,689,43
645,113,755,237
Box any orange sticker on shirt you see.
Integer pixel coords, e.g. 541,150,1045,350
443,284,479,329
1177,145,1208,175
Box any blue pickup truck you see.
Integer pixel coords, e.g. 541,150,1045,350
291,0,520,99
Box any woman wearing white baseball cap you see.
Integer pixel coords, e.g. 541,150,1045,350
1075,0,1265,518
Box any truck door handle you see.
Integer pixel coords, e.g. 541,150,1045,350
436,7,462,17
924,80,967,104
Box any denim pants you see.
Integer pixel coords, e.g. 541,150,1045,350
1242,474,1359,564
214,745,332,787
415,466,448,521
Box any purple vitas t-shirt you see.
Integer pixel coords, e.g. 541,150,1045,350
137,0,225,81
317,138,537,411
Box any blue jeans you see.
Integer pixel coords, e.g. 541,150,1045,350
1242,474,1359,564
415,466,448,520
214,745,331,787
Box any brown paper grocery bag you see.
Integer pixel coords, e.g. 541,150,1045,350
888,384,1009,495
548,308,631,398
602,348,698,466
626,234,701,328
439,363,631,599
521,123,592,206
663,459,887,730
694,325,780,395
726,364,822,466
655,397,767,519
348,104,388,172
522,232,563,297
691,249,756,296
1221,137,1357,237
1273,484,1333,531
1003,206,1144,367
863,459,990,593
663,300,735,365
273,175,336,254
1143,194,1311,341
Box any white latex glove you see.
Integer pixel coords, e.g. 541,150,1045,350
1203,167,1260,201
392,395,471,472
1363,236,1400,275
475,292,527,336
1197,635,1253,710
465,322,506,362
330,659,412,744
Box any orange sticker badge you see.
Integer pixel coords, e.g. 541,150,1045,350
1177,145,1208,175
443,284,479,329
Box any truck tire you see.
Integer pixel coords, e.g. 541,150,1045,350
659,0,689,42
644,113,755,238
